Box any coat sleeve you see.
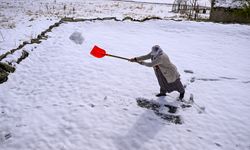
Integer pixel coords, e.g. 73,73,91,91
141,57,161,67
135,53,151,61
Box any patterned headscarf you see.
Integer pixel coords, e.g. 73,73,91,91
151,45,163,60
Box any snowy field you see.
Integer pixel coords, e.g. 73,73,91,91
115,0,211,6
1,19,250,150
0,0,177,55
1,0,250,150
0,0,211,56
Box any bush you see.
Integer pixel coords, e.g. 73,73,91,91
234,0,250,18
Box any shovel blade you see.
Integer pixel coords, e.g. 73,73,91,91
90,45,106,58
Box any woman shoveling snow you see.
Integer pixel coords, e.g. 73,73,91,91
130,45,185,100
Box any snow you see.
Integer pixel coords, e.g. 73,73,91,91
0,0,177,55
1,0,250,150
69,32,84,45
214,0,245,8
0,0,212,56
1,19,250,150
113,0,175,4
0,16,58,56
113,0,211,7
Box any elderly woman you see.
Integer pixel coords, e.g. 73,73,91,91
130,45,185,100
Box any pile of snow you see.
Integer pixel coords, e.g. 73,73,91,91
1,20,250,150
69,32,84,45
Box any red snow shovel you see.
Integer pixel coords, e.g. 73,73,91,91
90,45,130,61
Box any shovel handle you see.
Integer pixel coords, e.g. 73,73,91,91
106,54,130,61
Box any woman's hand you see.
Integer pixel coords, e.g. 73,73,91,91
129,57,138,62
129,58,145,65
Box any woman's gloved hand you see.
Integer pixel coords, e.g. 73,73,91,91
129,57,138,62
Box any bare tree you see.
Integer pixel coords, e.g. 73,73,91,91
189,0,198,19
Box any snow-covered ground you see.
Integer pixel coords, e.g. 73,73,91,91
1,19,250,150
0,0,212,57
116,0,211,7
1,0,250,150
0,0,176,56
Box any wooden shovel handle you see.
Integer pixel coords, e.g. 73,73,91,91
106,54,130,61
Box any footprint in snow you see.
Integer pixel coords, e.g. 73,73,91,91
184,70,194,74
243,81,250,84
219,76,237,80
214,143,222,147
89,104,95,108
136,98,183,124
0,132,12,143
197,78,220,81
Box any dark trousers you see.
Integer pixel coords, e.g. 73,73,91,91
154,67,185,94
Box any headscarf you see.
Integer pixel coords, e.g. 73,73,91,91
150,45,163,60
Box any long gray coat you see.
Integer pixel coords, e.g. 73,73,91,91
136,52,180,83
